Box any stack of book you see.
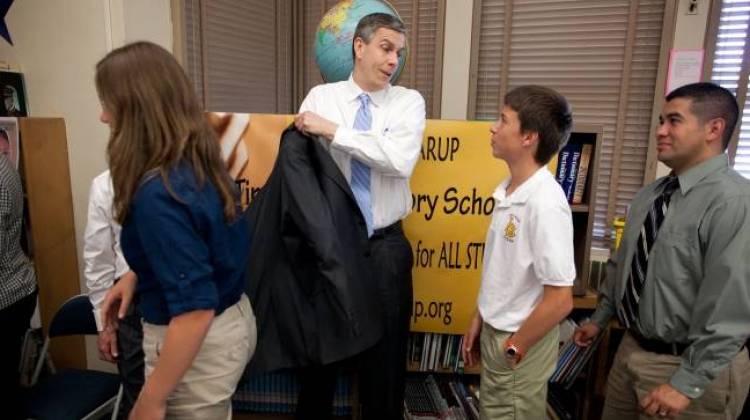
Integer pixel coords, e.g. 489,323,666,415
549,319,604,389
232,369,352,416
404,375,480,420
555,142,593,204
408,332,465,372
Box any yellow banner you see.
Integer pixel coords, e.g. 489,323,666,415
404,120,506,334
209,113,555,335
208,112,294,207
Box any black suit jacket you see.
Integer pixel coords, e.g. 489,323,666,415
244,127,383,373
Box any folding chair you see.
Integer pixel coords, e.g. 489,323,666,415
21,294,123,420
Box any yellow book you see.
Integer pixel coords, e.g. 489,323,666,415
572,144,592,204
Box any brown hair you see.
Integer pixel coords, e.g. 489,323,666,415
504,85,573,165
95,41,236,224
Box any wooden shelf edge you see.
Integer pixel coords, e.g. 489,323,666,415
570,204,590,212
406,361,481,375
573,289,598,309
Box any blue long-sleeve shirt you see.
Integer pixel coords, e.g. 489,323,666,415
120,164,249,325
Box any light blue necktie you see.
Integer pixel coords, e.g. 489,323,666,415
351,93,374,236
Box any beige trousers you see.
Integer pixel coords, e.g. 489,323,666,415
602,332,750,420
479,323,559,420
142,294,256,420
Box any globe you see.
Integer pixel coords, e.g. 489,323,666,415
315,0,407,83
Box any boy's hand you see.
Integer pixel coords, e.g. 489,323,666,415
462,311,482,367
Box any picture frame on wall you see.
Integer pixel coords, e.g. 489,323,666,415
0,70,28,117
0,116,19,169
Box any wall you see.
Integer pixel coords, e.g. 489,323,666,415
655,0,712,178
0,0,172,371
440,0,711,124
440,0,474,120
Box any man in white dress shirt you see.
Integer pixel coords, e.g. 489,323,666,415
294,12,426,420
84,169,143,417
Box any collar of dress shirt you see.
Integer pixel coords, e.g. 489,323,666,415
674,153,729,196
492,166,551,207
345,74,389,108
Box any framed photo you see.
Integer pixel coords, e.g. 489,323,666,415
0,70,27,117
0,116,19,169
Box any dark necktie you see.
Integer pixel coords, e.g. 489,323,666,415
618,175,680,329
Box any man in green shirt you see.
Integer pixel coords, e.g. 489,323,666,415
574,82,750,419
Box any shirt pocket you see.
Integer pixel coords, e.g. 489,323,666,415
652,228,700,285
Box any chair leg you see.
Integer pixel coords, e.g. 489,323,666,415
111,385,123,420
30,339,50,386
80,395,121,420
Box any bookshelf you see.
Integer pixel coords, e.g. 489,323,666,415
18,118,84,370
407,361,480,376
565,124,603,297
572,289,598,310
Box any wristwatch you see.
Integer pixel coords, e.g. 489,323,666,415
504,337,524,364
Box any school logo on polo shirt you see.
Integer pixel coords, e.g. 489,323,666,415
503,214,520,243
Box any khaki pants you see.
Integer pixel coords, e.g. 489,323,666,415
142,294,256,420
479,323,559,420
602,332,750,420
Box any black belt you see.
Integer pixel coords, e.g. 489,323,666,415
629,330,689,356
371,220,403,239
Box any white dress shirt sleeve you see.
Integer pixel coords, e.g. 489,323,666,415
331,90,425,178
84,173,129,323
298,86,319,114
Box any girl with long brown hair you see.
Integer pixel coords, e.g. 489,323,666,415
98,41,255,419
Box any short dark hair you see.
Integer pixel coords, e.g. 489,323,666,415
503,85,573,165
665,82,739,149
351,13,406,60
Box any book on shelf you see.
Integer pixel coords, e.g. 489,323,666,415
404,377,437,418
555,142,593,204
231,369,352,415
564,145,582,202
405,371,584,420
549,319,604,389
555,143,571,186
404,375,480,420
571,143,593,204
409,332,465,373
555,142,581,202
